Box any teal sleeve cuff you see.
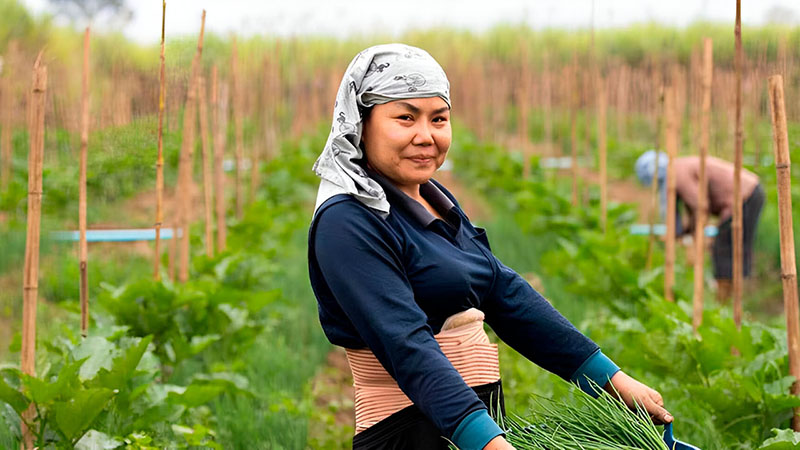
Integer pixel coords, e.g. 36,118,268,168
451,409,504,450
570,350,621,397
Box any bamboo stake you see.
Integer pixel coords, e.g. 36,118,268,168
768,74,800,431
197,75,214,258
154,0,166,280
597,78,607,233
570,53,578,206
732,0,744,328
664,85,678,302
168,219,177,281
231,36,244,219
212,67,227,252
176,10,206,283
79,27,90,337
518,55,531,178
543,53,553,150
21,52,46,450
645,87,665,270
693,38,713,332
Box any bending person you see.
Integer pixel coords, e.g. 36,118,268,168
635,150,765,303
309,44,672,450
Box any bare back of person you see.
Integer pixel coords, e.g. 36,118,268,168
674,156,759,223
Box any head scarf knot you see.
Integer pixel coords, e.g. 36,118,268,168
312,43,451,216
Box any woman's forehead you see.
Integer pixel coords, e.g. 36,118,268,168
379,97,450,112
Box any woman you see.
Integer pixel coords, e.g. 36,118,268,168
308,43,671,450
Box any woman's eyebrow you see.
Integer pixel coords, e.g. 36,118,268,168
394,101,449,115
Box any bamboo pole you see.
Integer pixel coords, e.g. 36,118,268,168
732,0,744,328
543,53,553,150
768,74,800,431
168,219,177,281
664,85,678,302
518,68,531,177
231,36,244,219
79,27,90,337
570,53,578,206
597,78,607,233
197,75,214,258
21,52,46,450
693,38,713,332
212,66,227,252
154,0,166,280
645,87,665,270
176,10,206,283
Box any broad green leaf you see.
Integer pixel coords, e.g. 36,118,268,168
23,374,63,406
167,383,224,408
73,336,117,381
90,335,153,391
0,375,28,414
52,388,115,441
760,428,800,449
189,334,221,354
75,429,122,450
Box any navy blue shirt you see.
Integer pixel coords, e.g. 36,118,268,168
308,173,618,447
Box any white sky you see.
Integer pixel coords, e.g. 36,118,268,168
20,0,800,45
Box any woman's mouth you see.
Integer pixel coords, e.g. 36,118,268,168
409,156,434,164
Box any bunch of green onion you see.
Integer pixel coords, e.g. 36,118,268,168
498,380,668,450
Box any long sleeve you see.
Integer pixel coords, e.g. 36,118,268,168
482,257,618,388
311,199,495,442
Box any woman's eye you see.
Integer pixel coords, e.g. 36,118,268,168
433,116,448,123
398,115,413,121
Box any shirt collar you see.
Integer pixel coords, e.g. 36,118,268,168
367,168,455,227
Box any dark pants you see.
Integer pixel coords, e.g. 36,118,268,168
352,380,505,450
712,184,765,279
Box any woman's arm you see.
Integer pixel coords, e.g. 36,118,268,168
481,255,671,423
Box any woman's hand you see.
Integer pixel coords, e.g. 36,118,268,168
605,371,673,424
483,435,515,449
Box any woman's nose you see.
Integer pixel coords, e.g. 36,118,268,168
412,122,434,146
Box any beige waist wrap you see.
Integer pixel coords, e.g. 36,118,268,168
345,308,500,434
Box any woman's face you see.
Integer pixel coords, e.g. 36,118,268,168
361,97,451,197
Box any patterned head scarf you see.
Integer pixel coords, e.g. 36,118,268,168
312,43,451,216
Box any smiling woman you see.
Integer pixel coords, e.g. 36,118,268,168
361,97,451,215
306,43,672,450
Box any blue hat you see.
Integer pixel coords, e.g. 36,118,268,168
635,150,668,187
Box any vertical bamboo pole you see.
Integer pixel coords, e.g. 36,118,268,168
732,0,744,328
645,87,665,270
768,75,800,431
597,78,607,233
693,38,713,332
176,10,205,283
21,52,46,450
248,59,260,204
543,53,553,150
154,0,166,280
197,75,213,258
168,219,177,281
79,28,90,337
616,65,629,141
231,36,244,219
664,85,678,302
212,67,227,252
570,53,579,206
518,45,531,178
